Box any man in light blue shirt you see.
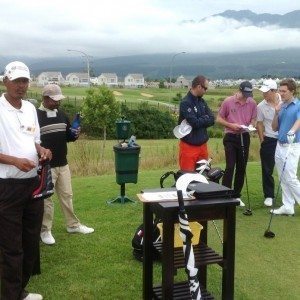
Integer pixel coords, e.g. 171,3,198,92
271,78,300,215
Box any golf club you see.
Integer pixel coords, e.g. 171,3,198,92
264,141,293,238
240,133,252,216
212,220,223,244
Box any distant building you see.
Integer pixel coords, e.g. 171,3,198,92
66,72,89,86
98,73,118,86
36,72,65,86
124,73,145,88
175,75,190,88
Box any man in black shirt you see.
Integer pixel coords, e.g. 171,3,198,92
37,84,94,245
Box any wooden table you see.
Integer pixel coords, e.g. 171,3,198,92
140,195,239,300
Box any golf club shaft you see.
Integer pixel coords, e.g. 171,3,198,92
265,143,292,233
212,220,223,244
240,133,251,210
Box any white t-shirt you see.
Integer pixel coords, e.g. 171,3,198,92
257,94,281,139
0,94,40,178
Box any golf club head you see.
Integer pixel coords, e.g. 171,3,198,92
264,230,275,238
243,209,252,216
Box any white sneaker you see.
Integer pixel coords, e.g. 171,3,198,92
236,198,245,207
40,231,55,245
264,197,273,207
67,224,94,234
23,293,43,300
270,205,294,216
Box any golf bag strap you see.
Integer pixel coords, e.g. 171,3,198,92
160,171,176,188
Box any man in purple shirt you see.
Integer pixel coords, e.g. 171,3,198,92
217,81,257,206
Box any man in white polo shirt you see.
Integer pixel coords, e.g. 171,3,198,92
257,79,281,207
0,61,52,300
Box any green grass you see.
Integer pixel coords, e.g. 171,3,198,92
27,164,300,299
21,85,263,113
67,137,261,176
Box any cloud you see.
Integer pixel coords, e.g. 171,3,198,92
0,0,299,58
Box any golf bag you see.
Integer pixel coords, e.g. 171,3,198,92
32,160,54,200
132,217,161,262
160,162,224,188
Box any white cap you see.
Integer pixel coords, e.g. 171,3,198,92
173,119,192,139
4,61,30,81
42,84,65,101
259,79,277,93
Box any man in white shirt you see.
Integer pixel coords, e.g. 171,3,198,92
257,79,281,207
0,61,52,300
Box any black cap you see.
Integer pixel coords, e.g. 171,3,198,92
239,81,253,98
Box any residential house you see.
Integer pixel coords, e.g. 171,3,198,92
36,72,65,86
174,75,190,88
98,73,118,86
124,73,145,88
66,73,89,86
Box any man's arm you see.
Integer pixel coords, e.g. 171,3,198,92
256,121,264,143
216,114,241,132
0,153,36,172
271,102,282,132
289,119,300,134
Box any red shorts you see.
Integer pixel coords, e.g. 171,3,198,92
179,141,208,171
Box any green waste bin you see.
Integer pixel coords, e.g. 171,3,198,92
116,120,131,140
114,145,141,184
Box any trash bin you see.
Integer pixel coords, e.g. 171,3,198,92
114,144,141,185
116,119,131,140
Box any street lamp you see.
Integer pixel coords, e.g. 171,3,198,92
67,49,90,87
169,51,186,89
168,51,186,104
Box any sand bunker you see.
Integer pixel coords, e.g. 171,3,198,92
141,93,154,98
113,91,123,96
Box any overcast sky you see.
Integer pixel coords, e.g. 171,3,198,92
0,0,299,59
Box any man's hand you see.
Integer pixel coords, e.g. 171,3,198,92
14,158,36,172
38,147,52,162
70,126,81,139
230,123,242,132
287,130,295,144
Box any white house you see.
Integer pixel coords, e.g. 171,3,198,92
124,73,145,88
66,73,89,86
36,72,65,86
174,75,190,88
98,73,118,86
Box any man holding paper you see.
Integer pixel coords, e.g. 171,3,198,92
216,81,257,206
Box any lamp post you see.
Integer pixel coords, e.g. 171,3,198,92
67,49,90,87
168,51,186,103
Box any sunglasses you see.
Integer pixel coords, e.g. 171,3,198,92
200,84,208,91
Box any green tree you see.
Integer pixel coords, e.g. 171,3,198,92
81,86,120,157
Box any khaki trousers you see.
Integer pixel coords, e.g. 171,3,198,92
41,165,80,232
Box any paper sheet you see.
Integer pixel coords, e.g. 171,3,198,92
141,191,193,202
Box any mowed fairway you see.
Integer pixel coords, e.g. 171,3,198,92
24,85,264,112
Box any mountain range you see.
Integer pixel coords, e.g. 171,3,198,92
195,9,300,28
1,10,300,80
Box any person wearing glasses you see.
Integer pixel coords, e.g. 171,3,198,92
177,75,215,171
216,81,257,206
